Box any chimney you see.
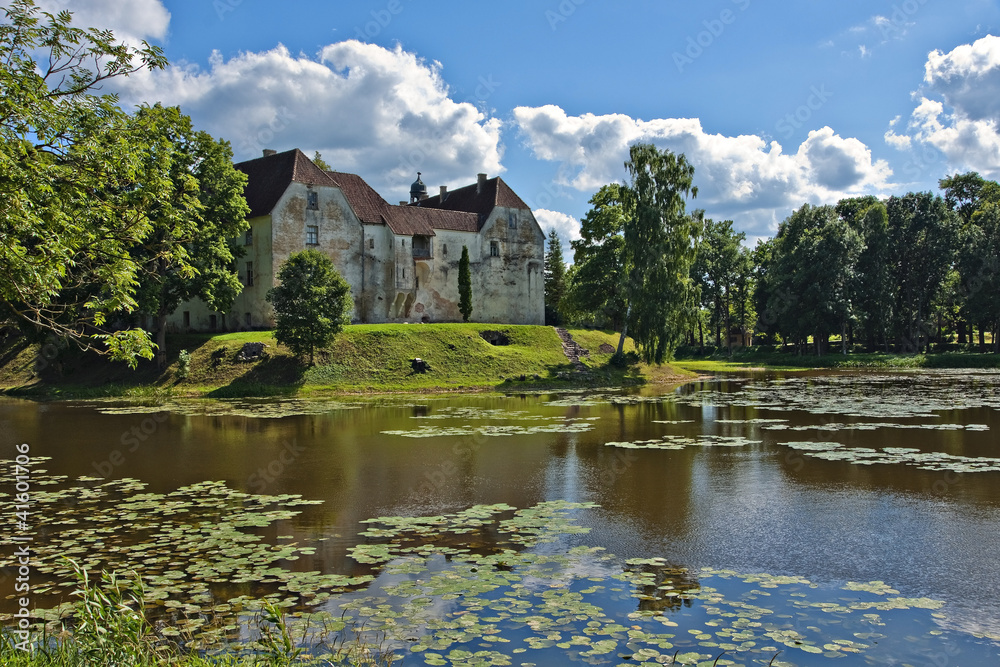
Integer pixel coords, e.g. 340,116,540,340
477,173,487,194
439,185,448,201
262,149,277,157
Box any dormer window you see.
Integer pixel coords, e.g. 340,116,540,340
307,191,319,210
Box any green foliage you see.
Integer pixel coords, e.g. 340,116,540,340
177,349,191,379
838,198,894,351
267,250,353,365
458,246,473,322
885,192,960,352
691,218,752,349
543,229,566,325
762,204,862,355
619,143,702,364
64,558,163,666
563,184,628,329
130,104,250,364
0,0,166,366
312,151,331,171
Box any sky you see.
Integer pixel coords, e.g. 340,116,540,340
17,0,1000,250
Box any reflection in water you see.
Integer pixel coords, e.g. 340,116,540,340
1,370,1000,660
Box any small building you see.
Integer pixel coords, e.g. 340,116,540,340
169,149,545,332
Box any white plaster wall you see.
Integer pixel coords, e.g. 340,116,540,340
475,207,545,325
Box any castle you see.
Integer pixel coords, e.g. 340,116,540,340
168,149,545,332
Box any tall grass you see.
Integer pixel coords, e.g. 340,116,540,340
0,560,397,666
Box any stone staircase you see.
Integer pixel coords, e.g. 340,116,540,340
554,328,589,371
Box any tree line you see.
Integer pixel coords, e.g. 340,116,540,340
545,168,1000,357
0,1,250,367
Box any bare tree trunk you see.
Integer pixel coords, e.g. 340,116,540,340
616,304,631,356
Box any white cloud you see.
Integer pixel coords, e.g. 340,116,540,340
17,0,171,44
889,35,1000,178
115,41,505,199
514,105,891,237
924,34,1000,122
535,208,580,242
884,129,912,151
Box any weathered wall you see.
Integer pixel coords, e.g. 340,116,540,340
475,207,545,325
170,185,546,331
165,215,274,333
271,183,364,322
358,223,395,323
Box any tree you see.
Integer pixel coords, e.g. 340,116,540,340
562,184,629,329
616,144,701,363
459,246,473,322
764,205,862,355
130,105,250,366
838,197,893,352
692,218,744,350
266,250,352,365
312,151,331,171
885,193,960,352
0,0,167,366
940,172,1000,346
543,230,566,325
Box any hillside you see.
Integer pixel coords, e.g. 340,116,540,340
0,324,694,398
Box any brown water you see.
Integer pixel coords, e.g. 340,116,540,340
2,369,1000,664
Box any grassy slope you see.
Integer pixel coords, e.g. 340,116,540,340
0,325,694,398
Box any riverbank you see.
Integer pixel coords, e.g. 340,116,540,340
672,347,1000,373
0,324,696,399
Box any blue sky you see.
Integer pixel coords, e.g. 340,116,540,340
21,0,1000,248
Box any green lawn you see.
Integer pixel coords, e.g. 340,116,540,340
1,324,694,398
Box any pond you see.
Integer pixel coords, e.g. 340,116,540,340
2,370,1000,665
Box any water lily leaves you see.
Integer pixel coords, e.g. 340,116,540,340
605,435,761,451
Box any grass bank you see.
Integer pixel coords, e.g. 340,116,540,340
0,324,694,399
673,347,1000,373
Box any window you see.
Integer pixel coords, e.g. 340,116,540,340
416,277,420,289
412,235,431,259
246,261,254,287
306,225,319,245
443,243,448,256
490,241,500,257
209,315,217,331
245,229,253,246
245,313,251,328
401,239,406,248
307,191,318,210
183,311,190,328
368,238,375,250
508,213,517,229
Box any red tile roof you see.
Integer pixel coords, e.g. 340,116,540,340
236,149,495,237
235,149,338,218
410,176,531,228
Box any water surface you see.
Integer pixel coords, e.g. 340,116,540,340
2,370,1000,664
